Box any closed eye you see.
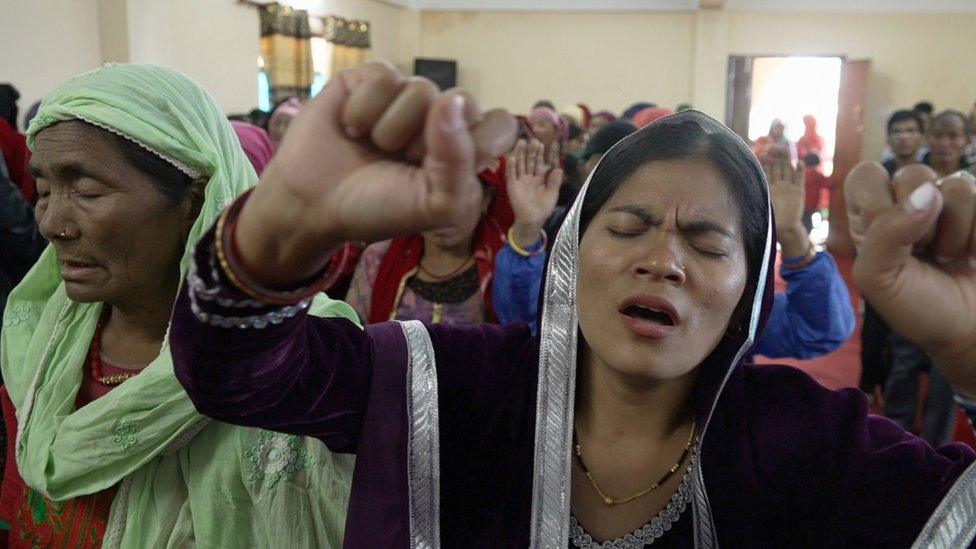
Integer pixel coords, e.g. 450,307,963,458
608,228,644,238
694,247,727,258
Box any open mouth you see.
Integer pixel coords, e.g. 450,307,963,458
621,304,676,327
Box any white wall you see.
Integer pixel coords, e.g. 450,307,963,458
417,9,976,159
121,0,417,113
312,0,421,74
0,0,102,129
126,0,260,114
0,0,416,119
419,10,696,116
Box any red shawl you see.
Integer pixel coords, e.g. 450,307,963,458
368,158,513,324
0,118,34,204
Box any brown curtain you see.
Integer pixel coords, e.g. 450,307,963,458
260,3,314,104
321,15,371,77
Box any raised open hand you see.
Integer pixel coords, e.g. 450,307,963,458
505,139,563,244
848,162,976,396
763,144,808,256
763,144,805,235
236,62,518,285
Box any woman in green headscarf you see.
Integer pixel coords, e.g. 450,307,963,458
0,64,355,548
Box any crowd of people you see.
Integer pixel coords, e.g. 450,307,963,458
0,61,974,547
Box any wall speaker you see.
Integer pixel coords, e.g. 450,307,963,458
414,58,457,91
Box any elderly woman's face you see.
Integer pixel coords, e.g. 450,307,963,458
31,121,194,304
577,158,748,383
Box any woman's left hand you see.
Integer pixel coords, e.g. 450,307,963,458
505,138,563,247
851,166,976,397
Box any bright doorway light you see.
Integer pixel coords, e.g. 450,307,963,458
748,56,842,176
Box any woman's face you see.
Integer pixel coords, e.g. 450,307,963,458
530,117,559,146
31,121,195,304
421,185,493,252
577,158,749,383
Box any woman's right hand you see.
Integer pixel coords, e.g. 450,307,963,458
236,62,518,287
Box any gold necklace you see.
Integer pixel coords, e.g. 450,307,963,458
574,420,696,507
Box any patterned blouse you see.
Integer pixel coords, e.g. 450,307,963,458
345,241,486,325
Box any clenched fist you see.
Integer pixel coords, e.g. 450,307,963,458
236,62,518,286
846,162,976,397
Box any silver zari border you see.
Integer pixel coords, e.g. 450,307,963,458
910,460,976,549
528,167,585,548
401,320,442,549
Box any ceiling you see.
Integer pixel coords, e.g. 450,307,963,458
380,0,976,12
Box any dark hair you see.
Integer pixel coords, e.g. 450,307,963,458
887,109,924,135
803,152,821,168
579,119,767,285
23,100,41,131
110,133,194,205
248,108,271,129
567,122,583,140
533,100,556,111
582,120,638,160
622,102,656,120
930,109,970,134
0,84,20,129
913,101,935,115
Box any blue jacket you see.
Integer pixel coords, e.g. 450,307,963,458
493,245,855,360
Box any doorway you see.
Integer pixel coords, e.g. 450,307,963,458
727,55,869,253
748,56,842,176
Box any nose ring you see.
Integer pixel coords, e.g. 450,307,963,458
58,230,67,238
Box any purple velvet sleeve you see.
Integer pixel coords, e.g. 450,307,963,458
170,225,387,452
708,364,976,546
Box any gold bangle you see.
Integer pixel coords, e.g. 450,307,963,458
507,226,547,257
782,242,816,270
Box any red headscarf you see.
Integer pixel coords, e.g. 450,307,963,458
592,110,617,123
368,157,513,324
0,118,34,203
577,103,592,129
633,107,674,128
797,114,825,159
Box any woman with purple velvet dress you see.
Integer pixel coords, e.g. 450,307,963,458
170,62,976,547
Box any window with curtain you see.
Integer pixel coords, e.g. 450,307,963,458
321,15,372,77
253,4,372,109
258,2,313,107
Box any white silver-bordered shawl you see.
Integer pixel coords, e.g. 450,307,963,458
910,460,976,548
528,111,773,549
401,320,442,549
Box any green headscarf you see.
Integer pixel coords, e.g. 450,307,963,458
1,64,356,547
